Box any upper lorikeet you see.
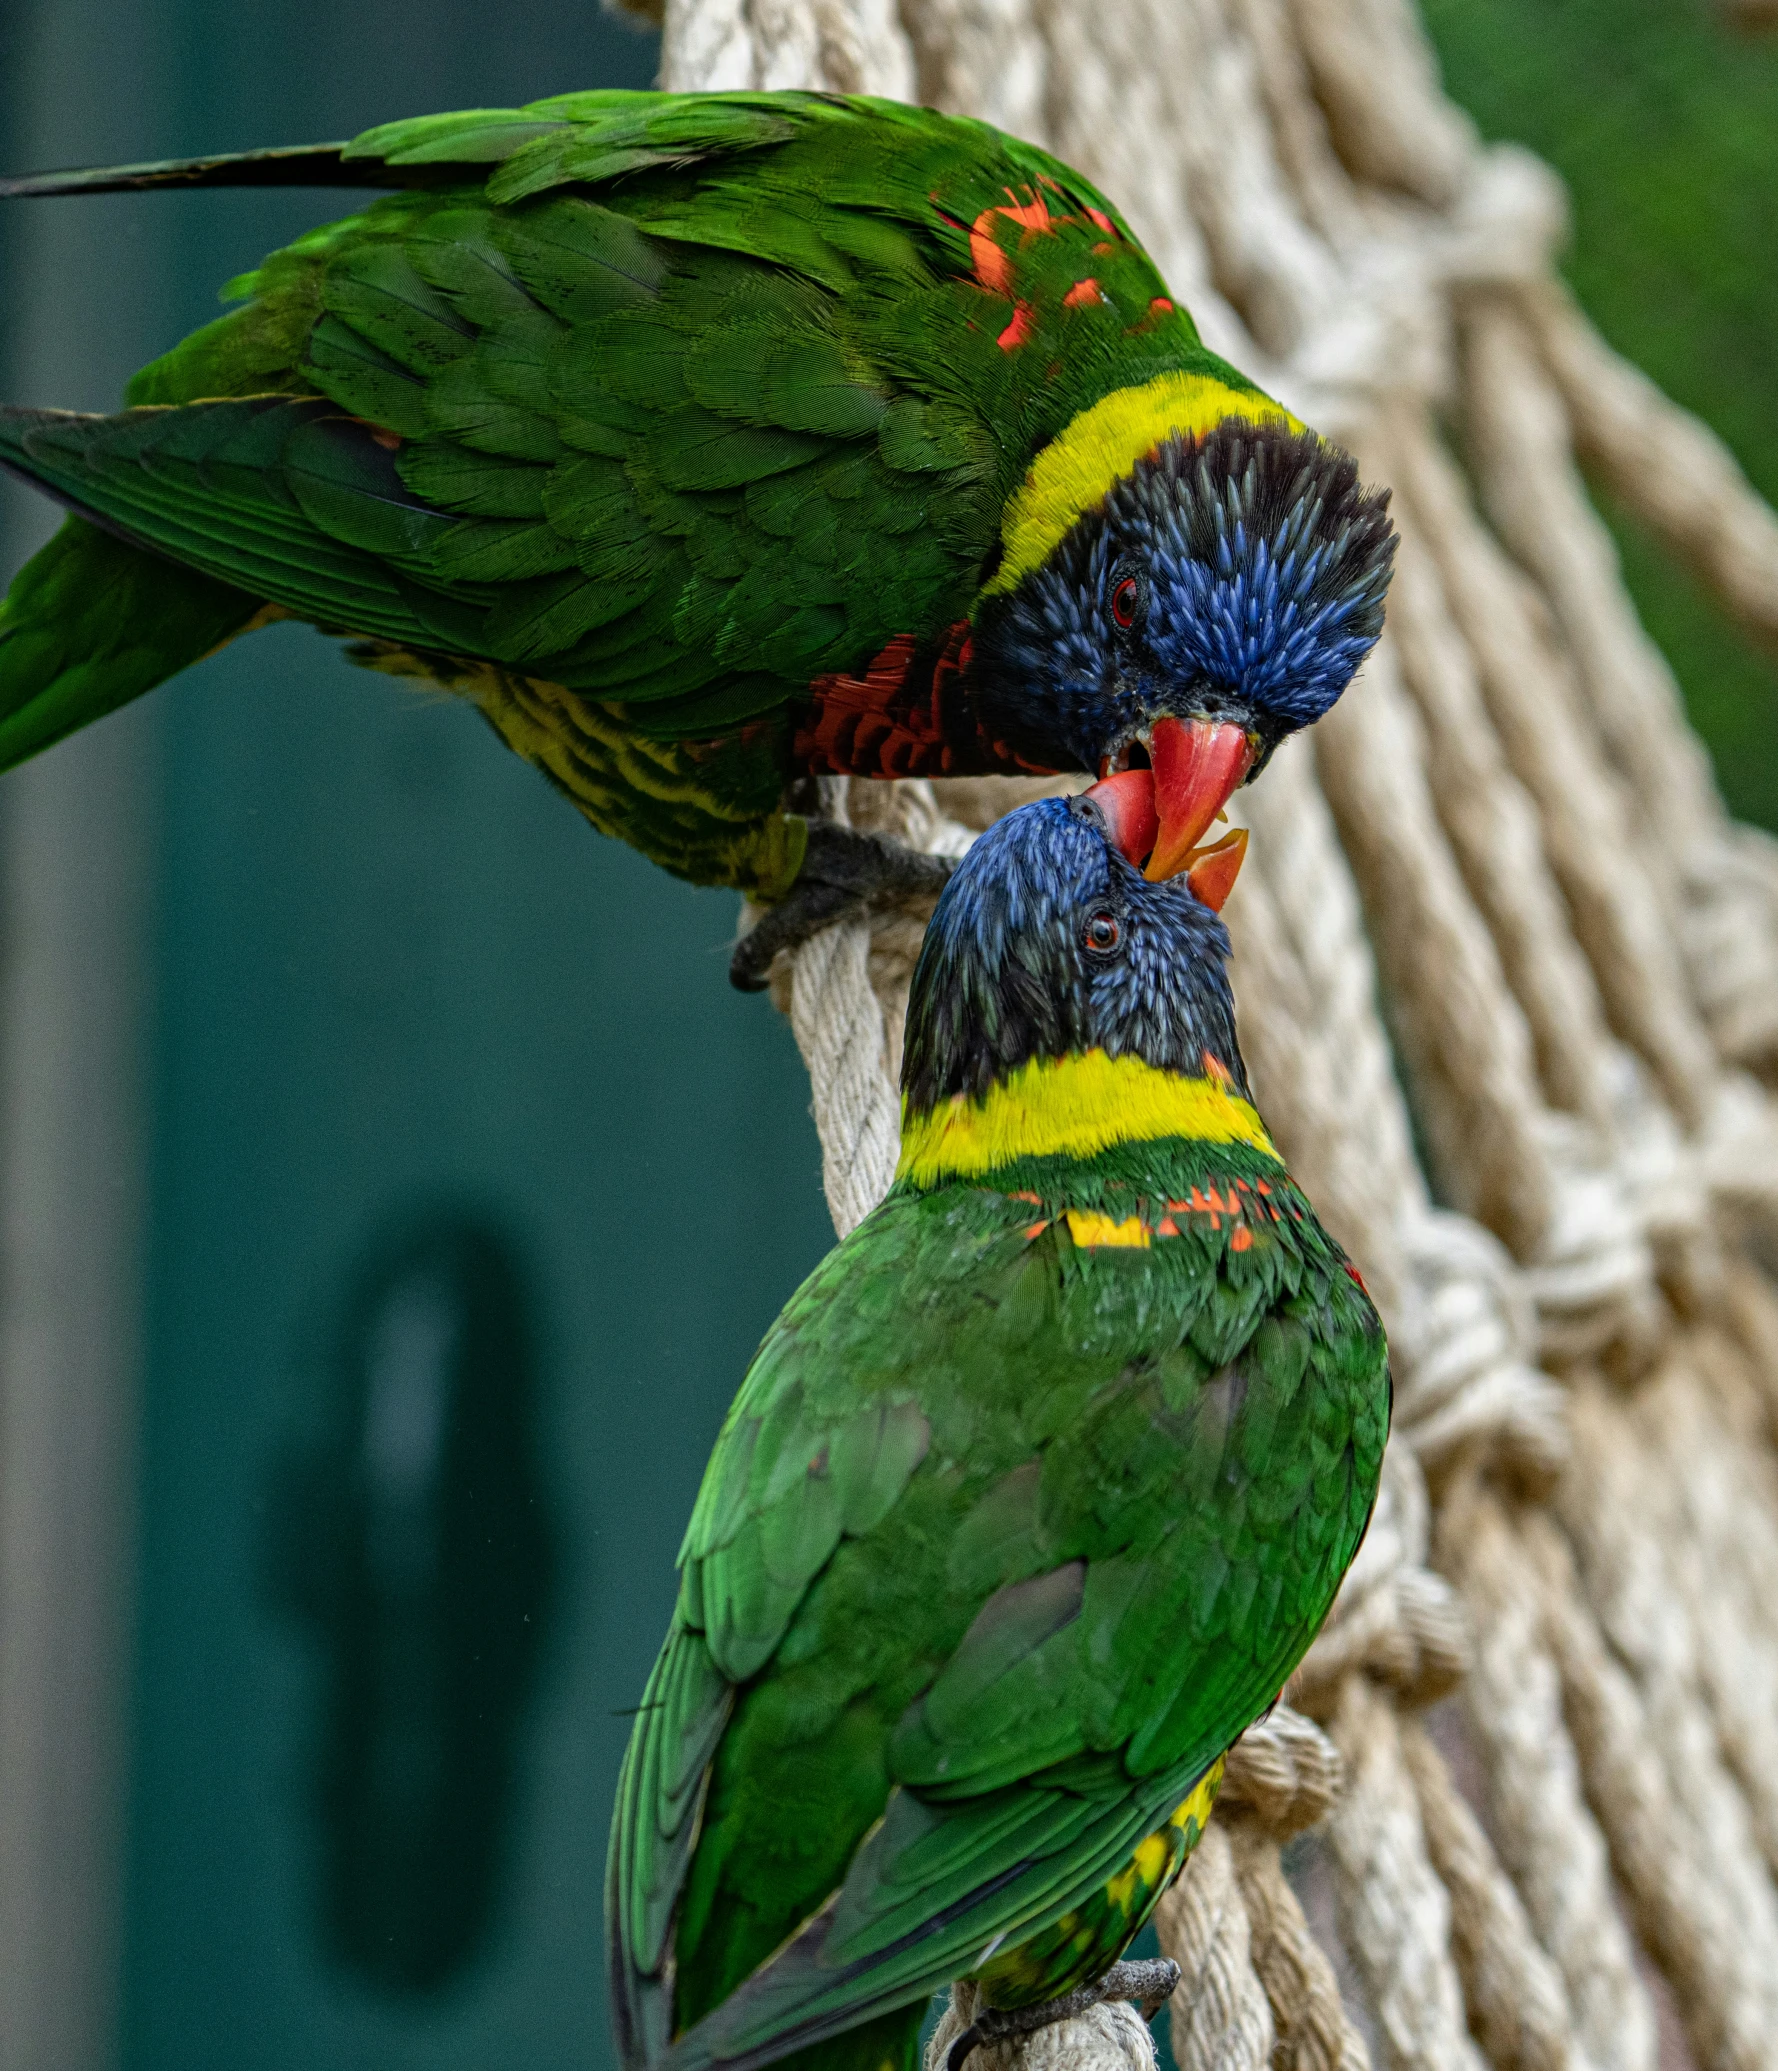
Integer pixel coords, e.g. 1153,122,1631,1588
607,780,1391,2071
0,91,1395,984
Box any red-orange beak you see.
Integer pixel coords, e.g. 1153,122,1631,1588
1183,827,1248,913
1144,716,1255,883
1082,768,1158,871
1083,736,1252,915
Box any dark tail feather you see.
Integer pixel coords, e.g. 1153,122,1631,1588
0,518,261,773
0,143,417,200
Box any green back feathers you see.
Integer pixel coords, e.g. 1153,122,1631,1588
2,93,1226,745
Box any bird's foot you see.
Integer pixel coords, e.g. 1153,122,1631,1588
729,820,955,992
943,1959,1181,2071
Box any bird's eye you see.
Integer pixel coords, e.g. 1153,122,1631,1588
1110,576,1141,630
1083,910,1122,956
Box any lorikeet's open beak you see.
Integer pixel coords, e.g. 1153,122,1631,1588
1144,717,1255,882
1086,713,1253,913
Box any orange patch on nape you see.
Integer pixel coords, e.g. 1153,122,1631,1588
997,302,1036,351
1153,1179,1268,1243
1063,277,1104,308
996,186,1056,232
969,227,1014,294
968,185,1064,293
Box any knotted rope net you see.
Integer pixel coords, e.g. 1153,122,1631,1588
628,0,1778,2061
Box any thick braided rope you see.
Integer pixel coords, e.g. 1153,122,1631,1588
1235,745,1568,1473
1397,1720,1584,2071
1525,1508,1777,2071
1522,277,1778,653
925,1979,1159,2071
1634,1349,1778,1878
1552,1383,1778,2036
1460,300,1778,1093
1434,1487,1657,2071
1365,420,1619,1137
1153,1822,1277,2071
1464,302,1733,889
1312,640,1554,1255
1227,1825,1371,2071
788,920,901,1236
1389,414,1720,1115
1325,1678,1484,2071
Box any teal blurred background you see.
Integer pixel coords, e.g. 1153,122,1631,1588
1,3,1776,2068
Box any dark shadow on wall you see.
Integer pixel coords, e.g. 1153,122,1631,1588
265,1215,557,1998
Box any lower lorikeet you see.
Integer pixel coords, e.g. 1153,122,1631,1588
0,92,1394,984
607,780,1390,2071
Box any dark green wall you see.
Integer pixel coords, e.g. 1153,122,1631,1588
3,7,838,2066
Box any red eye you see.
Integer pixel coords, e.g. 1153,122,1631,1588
1083,911,1122,955
1111,576,1140,629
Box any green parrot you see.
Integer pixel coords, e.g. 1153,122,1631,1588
0,91,1395,984
607,776,1390,2071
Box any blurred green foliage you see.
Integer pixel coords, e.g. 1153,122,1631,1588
1423,0,1778,829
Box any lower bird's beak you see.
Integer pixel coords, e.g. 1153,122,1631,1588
1083,768,1159,870
1144,717,1256,883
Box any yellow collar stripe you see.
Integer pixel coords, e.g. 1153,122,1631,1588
896,1050,1279,1187
984,372,1301,598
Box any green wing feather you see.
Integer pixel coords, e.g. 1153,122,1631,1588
608,1160,1388,2071
0,90,1215,769
0,517,260,764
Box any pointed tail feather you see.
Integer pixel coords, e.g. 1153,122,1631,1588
0,143,387,199
0,518,261,773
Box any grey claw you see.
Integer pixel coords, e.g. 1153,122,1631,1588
943,1958,1182,2071
729,821,955,992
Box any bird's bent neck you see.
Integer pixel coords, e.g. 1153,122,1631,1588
983,369,1298,598
895,1049,1277,1190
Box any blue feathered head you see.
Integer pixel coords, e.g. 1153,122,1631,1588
901,793,1247,1113
971,419,1394,879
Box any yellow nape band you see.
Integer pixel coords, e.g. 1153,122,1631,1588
985,372,1301,597
896,1050,1278,1187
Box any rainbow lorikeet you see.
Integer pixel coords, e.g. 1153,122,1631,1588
607,780,1390,2071
0,92,1394,985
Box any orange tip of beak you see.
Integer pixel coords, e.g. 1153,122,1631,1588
1184,827,1248,912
